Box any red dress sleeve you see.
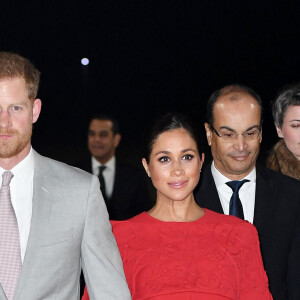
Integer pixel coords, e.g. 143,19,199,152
215,222,273,299
240,224,273,299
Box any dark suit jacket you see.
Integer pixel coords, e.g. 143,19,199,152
195,163,300,300
75,157,153,220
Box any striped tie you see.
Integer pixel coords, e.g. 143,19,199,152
0,171,22,300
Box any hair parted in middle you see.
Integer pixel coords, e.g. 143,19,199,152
142,112,203,163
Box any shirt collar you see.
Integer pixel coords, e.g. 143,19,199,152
211,160,256,188
92,156,116,173
0,147,34,180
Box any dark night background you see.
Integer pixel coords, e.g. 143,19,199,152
2,1,300,167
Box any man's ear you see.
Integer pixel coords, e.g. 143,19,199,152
113,133,121,148
276,126,283,138
200,153,205,175
259,127,263,143
200,153,205,165
204,123,212,146
32,99,42,123
142,158,151,177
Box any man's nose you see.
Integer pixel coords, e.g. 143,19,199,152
232,135,247,151
92,134,103,141
0,111,11,129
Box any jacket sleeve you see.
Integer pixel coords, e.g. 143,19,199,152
80,175,131,300
287,207,300,299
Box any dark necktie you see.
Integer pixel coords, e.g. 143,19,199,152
0,171,22,300
226,179,249,219
98,166,107,203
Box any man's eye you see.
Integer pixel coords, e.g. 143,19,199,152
245,131,255,136
221,133,234,138
99,131,109,137
182,154,194,160
12,106,21,111
159,156,170,163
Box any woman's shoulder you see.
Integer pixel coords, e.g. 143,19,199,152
203,209,249,225
110,212,150,235
204,209,259,242
110,212,159,250
111,212,148,225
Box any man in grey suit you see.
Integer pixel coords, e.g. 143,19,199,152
0,52,131,299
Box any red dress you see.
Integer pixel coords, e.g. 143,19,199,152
82,209,272,300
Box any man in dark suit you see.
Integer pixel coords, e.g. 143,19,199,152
195,84,300,300
76,114,153,220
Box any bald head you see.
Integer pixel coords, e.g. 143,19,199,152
206,84,263,125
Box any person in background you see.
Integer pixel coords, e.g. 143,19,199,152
0,52,131,300
83,112,272,300
195,84,300,300
76,114,153,220
267,83,300,180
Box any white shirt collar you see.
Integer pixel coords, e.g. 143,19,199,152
0,147,34,177
211,160,256,187
91,156,116,174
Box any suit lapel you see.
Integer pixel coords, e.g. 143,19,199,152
14,151,53,299
253,166,277,231
110,160,120,201
195,165,224,213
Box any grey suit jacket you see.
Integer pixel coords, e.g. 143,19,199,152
0,150,131,300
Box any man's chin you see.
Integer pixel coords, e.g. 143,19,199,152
92,152,105,159
228,164,254,176
0,150,19,159
0,141,30,159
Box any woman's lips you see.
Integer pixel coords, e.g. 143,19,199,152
168,180,188,189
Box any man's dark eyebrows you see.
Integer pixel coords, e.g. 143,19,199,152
244,125,261,131
219,125,260,132
219,126,235,132
88,129,109,135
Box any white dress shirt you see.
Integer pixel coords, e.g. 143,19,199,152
211,161,256,223
0,148,34,262
91,156,115,199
